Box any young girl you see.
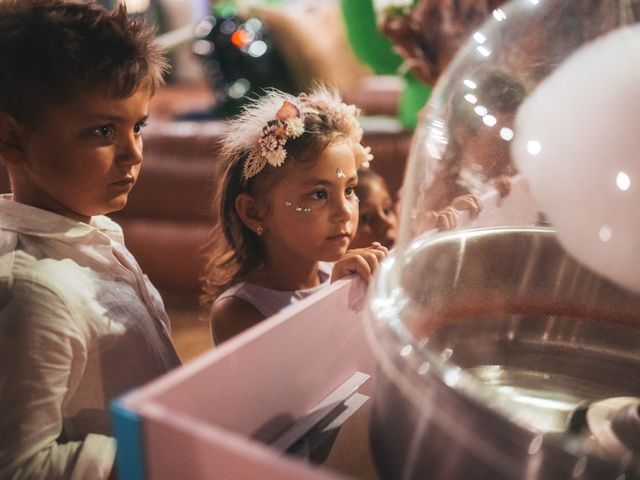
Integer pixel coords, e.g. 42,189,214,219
351,166,398,250
201,87,388,344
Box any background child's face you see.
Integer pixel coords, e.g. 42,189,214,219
11,87,150,222
351,177,397,249
459,120,514,178
259,140,359,265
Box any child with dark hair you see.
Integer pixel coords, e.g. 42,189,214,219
201,87,388,344
350,167,397,250
0,1,180,478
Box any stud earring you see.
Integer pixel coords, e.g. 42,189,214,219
256,225,264,236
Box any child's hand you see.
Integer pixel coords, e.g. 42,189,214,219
451,193,483,218
331,242,388,283
488,175,512,198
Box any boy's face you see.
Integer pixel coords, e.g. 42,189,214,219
351,178,397,250
10,87,150,223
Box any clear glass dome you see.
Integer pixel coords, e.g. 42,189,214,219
367,1,640,479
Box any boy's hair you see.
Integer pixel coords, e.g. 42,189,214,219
440,67,528,172
0,0,168,126
449,68,528,134
355,166,386,198
201,87,370,308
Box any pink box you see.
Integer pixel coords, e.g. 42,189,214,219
111,175,538,480
112,277,381,480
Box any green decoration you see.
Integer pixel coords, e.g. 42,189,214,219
340,0,431,129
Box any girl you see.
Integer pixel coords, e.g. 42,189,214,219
201,87,388,344
351,167,398,250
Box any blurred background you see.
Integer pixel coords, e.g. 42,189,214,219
92,0,430,124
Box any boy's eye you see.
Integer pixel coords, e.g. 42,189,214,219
360,212,374,224
134,121,147,136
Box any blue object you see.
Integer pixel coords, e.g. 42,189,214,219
111,399,145,480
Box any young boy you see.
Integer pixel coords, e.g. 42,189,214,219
0,1,181,478
351,167,398,250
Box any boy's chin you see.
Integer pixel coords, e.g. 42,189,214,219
103,196,130,214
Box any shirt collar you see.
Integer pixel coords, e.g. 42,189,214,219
0,194,124,245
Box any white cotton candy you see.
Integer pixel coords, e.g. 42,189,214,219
512,25,640,293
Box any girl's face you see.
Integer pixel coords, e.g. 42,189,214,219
259,140,359,266
351,177,397,249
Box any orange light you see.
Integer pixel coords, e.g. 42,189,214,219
231,29,252,47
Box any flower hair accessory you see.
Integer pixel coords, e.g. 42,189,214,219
333,102,373,168
243,100,305,179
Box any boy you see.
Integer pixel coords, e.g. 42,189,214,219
0,1,181,478
351,167,398,250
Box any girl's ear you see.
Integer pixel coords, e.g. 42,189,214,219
235,192,264,232
0,113,25,165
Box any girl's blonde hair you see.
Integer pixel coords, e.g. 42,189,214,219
200,86,371,309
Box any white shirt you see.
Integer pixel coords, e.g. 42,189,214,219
0,196,181,480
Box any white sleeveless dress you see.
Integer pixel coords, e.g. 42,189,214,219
213,262,333,319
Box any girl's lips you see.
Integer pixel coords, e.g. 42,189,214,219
327,232,351,240
326,233,352,248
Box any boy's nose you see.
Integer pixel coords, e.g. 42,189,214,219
381,223,397,244
378,212,397,242
116,135,143,165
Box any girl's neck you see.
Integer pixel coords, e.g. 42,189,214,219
248,258,321,292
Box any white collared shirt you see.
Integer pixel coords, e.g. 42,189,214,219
0,195,181,480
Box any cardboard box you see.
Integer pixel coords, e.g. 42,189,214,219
111,175,537,480
112,278,381,480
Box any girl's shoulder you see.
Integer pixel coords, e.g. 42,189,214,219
210,289,265,344
214,264,332,319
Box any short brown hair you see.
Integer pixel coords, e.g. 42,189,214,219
0,0,168,125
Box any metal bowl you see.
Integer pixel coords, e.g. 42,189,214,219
367,227,640,480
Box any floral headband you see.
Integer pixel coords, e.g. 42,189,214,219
243,100,305,179
242,96,373,180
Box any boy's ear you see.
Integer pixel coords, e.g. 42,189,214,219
0,113,25,164
235,192,264,231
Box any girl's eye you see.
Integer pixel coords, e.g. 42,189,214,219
94,125,114,137
383,207,393,216
310,190,328,201
345,186,355,197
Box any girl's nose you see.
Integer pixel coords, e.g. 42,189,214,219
331,195,355,222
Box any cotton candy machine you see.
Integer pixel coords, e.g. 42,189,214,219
366,1,640,479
